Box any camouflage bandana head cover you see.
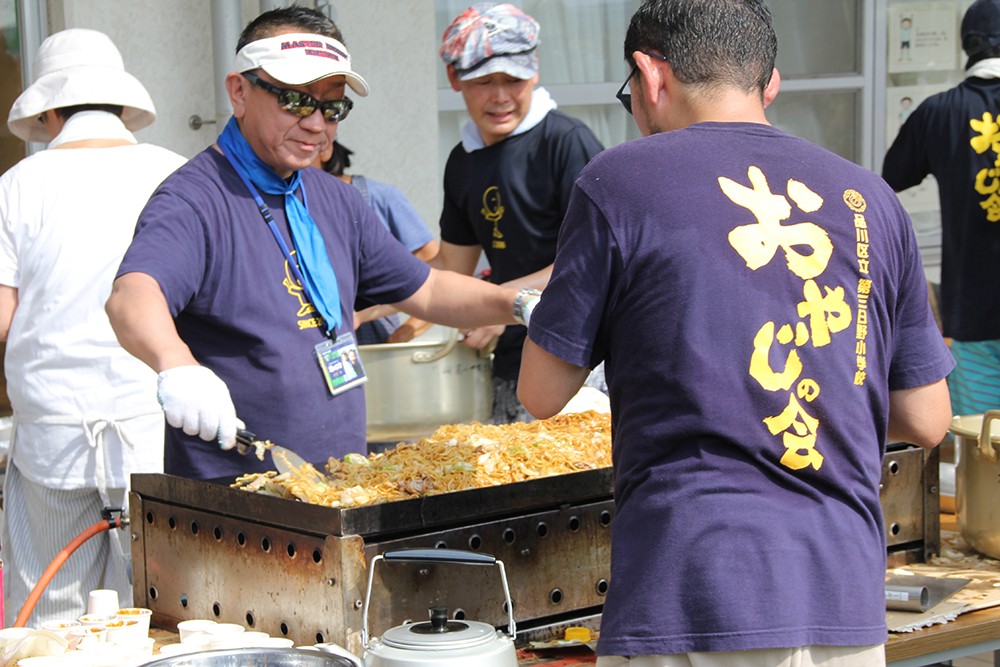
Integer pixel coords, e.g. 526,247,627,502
440,3,540,81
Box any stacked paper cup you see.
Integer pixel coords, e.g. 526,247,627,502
86,591,119,617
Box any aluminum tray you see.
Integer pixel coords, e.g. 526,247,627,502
130,468,614,538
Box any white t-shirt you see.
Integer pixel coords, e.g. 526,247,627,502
0,122,186,489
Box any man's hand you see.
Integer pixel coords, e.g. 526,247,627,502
354,304,399,330
461,325,505,349
157,365,240,449
388,316,435,343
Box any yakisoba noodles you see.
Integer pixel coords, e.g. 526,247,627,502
231,410,611,508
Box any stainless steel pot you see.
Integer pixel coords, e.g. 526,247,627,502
316,549,518,667
950,411,1000,559
146,648,356,667
360,329,493,442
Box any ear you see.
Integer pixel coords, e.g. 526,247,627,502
763,67,780,109
446,65,463,92
226,71,248,120
41,109,64,141
633,50,669,110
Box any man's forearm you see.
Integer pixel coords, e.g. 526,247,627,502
500,264,553,291
887,378,952,448
518,337,590,419
396,268,518,329
106,272,198,373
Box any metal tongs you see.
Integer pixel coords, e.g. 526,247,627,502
236,428,325,483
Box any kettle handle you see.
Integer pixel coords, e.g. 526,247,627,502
382,548,495,565
978,410,1000,463
362,548,516,646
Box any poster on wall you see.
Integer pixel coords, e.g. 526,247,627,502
886,84,949,140
888,2,958,73
885,84,949,213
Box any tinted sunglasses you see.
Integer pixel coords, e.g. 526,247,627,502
243,71,353,122
616,52,668,115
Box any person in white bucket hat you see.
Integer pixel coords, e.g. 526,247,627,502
106,6,526,481
7,28,156,142
0,28,185,627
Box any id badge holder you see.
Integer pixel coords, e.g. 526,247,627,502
316,332,368,396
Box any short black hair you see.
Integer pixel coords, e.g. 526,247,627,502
54,104,124,121
322,141,353,177
237,5,343,53
623,0,776,96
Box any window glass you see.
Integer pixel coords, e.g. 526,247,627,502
765,91,859,163
0,0,23,175
769,0,860,77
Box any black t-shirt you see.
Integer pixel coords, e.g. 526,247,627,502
882,77,1000,341
440,109,604,378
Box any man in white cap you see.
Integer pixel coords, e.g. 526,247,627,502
0,28,186,626
392,3,605,424
106,7,529,481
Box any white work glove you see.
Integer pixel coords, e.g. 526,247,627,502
157,365,239,449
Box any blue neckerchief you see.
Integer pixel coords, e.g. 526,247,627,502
217,117,342,334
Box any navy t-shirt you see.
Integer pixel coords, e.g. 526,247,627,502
530,122,954,656
118,149,430,480
882,77,1000,341
440,110,604,379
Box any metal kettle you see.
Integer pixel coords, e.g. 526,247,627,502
317,549,518,667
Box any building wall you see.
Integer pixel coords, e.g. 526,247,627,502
331,0,440,231
44,0,442,230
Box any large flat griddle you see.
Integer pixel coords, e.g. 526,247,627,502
131,467,614,538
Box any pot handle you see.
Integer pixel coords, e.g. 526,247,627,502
362,548,516,646
978,410,1000,463
313,642,363,667
412,327,460,363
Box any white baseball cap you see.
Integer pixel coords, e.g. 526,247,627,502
7,28,156,143
234,33,369,96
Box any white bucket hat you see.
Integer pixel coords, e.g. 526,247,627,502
7,28,157,143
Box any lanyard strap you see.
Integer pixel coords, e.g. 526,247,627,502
218,146,335,338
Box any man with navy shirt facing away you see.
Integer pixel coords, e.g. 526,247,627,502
518,1,954,665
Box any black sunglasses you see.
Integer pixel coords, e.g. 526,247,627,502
243,71,353,122
616,52,668,115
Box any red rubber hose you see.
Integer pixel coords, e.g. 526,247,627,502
13,517,123,628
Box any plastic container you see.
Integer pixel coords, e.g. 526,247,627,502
86,591,119,617
176,620,216,644
68,626,107,649
114,608,151,636
157,643,199,657
39,621,81,641
103,619,142,646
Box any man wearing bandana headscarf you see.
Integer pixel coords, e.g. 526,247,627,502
107,6,527,481
390,3,605,425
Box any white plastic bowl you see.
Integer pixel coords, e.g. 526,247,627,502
176,620,216,644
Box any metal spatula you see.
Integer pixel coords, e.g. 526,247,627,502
236,428,324,482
